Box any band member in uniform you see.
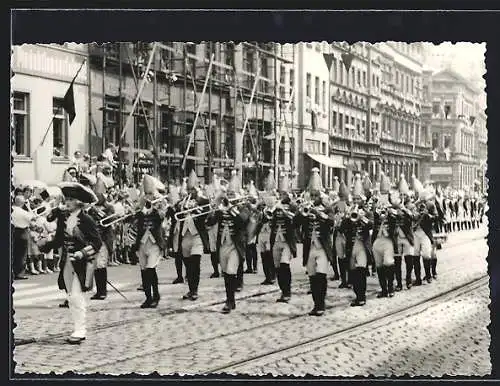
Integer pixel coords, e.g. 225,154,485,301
245,181,259,274
207,174,221,278
86,178,115,300
362,172,376,277
413,186,436,285
328,176,341,282
38,182,102,344
256,169,277,285
372,185,398,299
340,174,373,307
169,179,187,284
176,170,211,301
333,179,350,288
297,168,335,316
206,175,250,313
128,175,168,307
270,171,298,303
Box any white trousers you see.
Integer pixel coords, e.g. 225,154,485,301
272,241,292,268
306,244,329,276
63,258,88,338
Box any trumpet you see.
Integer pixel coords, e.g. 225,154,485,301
174,195,250,222
144,194,169,209
99,212,133,227
31,204,50,217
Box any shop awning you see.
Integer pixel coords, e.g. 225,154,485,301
306,153,345,169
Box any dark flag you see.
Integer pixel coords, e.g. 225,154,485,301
323,53,335,71
469,116,476,126
341,51,354,73
444,105,450,120
63,81,76,125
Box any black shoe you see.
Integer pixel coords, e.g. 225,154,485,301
406,281,412,289
432,274,438,280
260,279,274,285
413,280,422,286
140,299,153,308
172,277,184,284
14,275,28,280
182,292,192,300
59,300,69,308
426,277,432,284
190,293,198,301
395,285,403,292
308,308,320,316
377,292,388,298
338,282,349,289
150,298,160,308
388,292,395,298
231,301,236,310
252,269,258,274
350,299,366,307
210,272,220,278
66,336,85,344
244,269,253,274
307,290,312,294
235,286,242,292
90,294,106,300
276,296,290,303
330,274,340,281
222,303,231,314
137,286,144,291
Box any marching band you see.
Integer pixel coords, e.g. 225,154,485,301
11,162,487,344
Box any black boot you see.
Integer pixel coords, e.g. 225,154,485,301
245,244,253,273
431,258,438,279
394,256,403,291
386,265,395,297
308,275,318,315
338,258,349,288
351,268,366,307
149,268,160,307
413,255,422,286
222,274,232,313
182,258,193,299
191,255,201,300
251,246,258,273
261,252,274,284
330,257,340,281
173,253,184,284
140,270,153,308
236,260,244,292
376,267,388,298
276,263,291,302
423,259,432,283
404,255,413,289
91,269,106,300
318,273,327,314
210,252,220,278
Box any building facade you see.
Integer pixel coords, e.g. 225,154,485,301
88,42,294,187
11,44,90,185
421,68,484,190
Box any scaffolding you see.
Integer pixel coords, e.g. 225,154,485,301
88,42,296,189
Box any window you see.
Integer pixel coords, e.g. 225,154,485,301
306,73,311,98
135,106,151,150
339,113,344,132
260,57,268,78
104,97,121,146
12,92,30,157
340,65,344,84
411,78,414,95
243,48,254,73
357,69,361,86
376,76,379,88
322,80,326,110
289,137,295,167
332,59,337,82
432,132,439,150
289,69,295,96
396,71,399,85
332,111,337,128
225,43,234,66
363,71,367,87
280,65,285,85
159,109,173,152
53,98,68,157
322,142,326,155
314,76,320,104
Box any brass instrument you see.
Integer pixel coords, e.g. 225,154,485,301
144,194,169,209
174,195,251,222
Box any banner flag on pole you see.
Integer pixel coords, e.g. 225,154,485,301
323,53,335,71
63,81,76,125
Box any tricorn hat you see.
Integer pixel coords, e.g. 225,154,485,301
79,173,97,187
58,182,98,204
308,167,323,193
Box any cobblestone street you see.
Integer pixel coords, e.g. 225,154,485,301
13,227,489,376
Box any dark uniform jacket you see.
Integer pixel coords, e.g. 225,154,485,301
393,208,416,246
206,207,250,262
415,202,436,244
339,213,373,261
132,209,167,252
40,210,102,293
296,205,335,266
175,196,211,254
87,203,115,255
269,204,298,259
372,210,399,252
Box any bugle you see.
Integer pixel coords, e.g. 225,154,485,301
174,195,252,221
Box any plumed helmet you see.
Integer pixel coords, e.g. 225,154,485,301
332,176,340,193
142,174,158,195
264,168,276,192
411,174,424,196
187,169,199,190
362,172,373,194
379,172,391,194
308,167,323,193
279,171,290,193
338,180,349,200
248,180,258,198
352,173,364,198
398,174,410,195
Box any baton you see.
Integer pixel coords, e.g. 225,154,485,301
106,279,130,302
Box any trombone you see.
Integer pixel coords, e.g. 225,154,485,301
174,195,251,221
